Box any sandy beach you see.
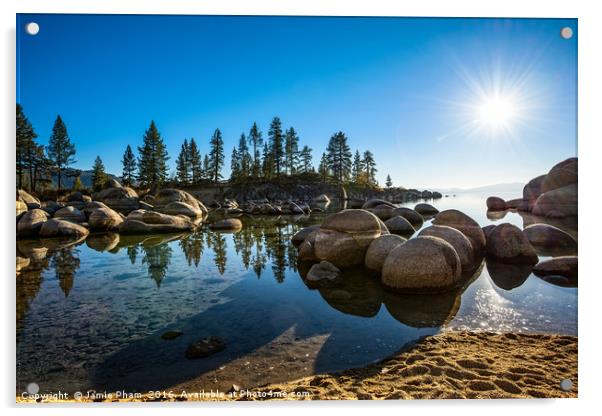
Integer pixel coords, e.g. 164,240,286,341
17,330,577,402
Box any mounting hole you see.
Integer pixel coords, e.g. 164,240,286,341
560,378,573,391
25,22,40,36
560,27,573,40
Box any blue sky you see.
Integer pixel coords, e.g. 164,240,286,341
16,14,577,188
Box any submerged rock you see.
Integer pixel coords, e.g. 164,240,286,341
485,223,538,265
161,330,183,340
364,234,406,273
185,336,226,359
306,261,342,283
432,209,486,254
381,236,462,293
418,225,476,271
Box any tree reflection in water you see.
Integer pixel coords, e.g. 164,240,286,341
50,247,81,297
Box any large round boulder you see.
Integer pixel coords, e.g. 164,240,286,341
391,207,423,227
369,205,396,221
523,174,546,210
432,209,486,254
414,203,439,215
17,189,41,209
93,186,140,213
486,196,506,211
532,184,577,218
381,236,462,293
39,218,89,239
533,256,577,280
119,210,196,234
418,225,475,271
210,218,243,231
314,209,382,268
292,225,321,247
364,234,406,273
17,209,49,237
160,201,204,218
16,200,28,216
54,206,86,223
383,215,415,235
88,207,124,231
485,223,538,265
541,157,577,193
523,224,577,250
154,189,208,217
362,199,395,210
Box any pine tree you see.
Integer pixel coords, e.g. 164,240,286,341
176,139,191,185
262,142,274,179
72,175,84,191
326,131,352,184
203,155,210,180
91,156,107,191
298,145,313,173
208,128,225,183
16,104,38,191
318,152,329,182
47,115,76,193
121,145,136,186
352,150,364,183
386,174,393,188
137,121,169,189
237,133,252,178
362,150,377,185
230,147,240,181
268,117,284,177
188,138,202,184
284,127,300,175
248,122,263,177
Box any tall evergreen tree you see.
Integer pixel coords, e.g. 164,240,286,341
91,156,107,191
268,117,284,177
16,104,38,190
237,133,252,178
188,138,203,184
284,127,300,175
230,147,240,181
47,115,76,193
262,142,274,179
176,139,191,185
248,122,263,177
203,155,210,180
137,121,169,189
121,144,136,186
386,174,393,188
318,152,329,182
326,131,352,184
352,150,364,182
298,145,313,173
362,150,377,184
208,128,225,183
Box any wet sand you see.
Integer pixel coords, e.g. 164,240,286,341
17,330,577,402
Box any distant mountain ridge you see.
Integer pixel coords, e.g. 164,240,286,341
50,168,119,189
433,182,525,195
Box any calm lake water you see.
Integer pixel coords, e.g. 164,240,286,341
16,192,578,395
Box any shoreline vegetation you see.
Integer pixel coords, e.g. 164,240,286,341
16,103,578,402
16,331,577,402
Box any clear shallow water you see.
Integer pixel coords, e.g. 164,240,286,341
16,193,577,395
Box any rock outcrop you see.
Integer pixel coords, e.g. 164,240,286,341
485,223,538,265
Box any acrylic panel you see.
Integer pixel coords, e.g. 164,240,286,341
16,14,577,402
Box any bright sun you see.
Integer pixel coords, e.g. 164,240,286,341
477,96,517,128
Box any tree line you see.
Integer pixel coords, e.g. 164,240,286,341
16,104,389,193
